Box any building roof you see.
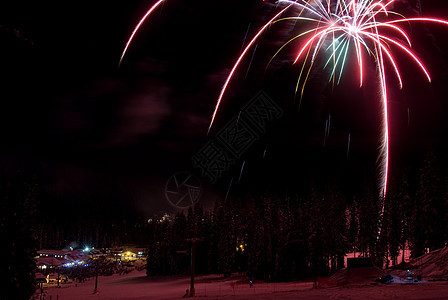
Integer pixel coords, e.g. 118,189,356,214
38,249,71,256
36,257,68,266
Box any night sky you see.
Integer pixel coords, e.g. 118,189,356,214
1,0,448,219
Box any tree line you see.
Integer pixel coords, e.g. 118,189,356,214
146,149,448,280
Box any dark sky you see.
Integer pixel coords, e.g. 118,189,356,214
1,0,448,218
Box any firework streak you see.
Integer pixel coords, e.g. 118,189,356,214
120,0,448,201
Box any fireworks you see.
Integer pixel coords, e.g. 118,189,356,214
120,0,448,197
210,0,448,198
119,0,166,66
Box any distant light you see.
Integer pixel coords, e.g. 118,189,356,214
84,247,90,252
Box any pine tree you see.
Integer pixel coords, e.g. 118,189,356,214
245,196,264,279
261,196,274,280
1,172,39,300
307,186,329,275
412,148,444,257
386,173,412,266
172,213,188,274
347,199,360,257
216,202,236,277
398,174,413,262
324,181,347,272
357,186,380,258
274,197,295,280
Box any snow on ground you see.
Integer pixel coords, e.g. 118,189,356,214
390,246,448,281
322,267,386,287
41,269,448,299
